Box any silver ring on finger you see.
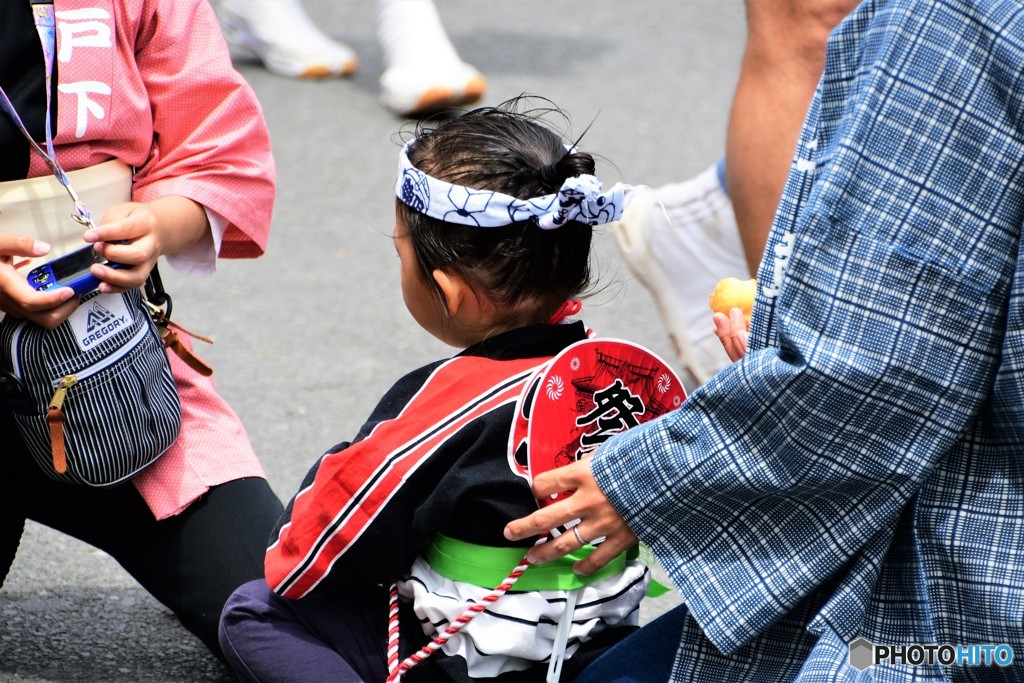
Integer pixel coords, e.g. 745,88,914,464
572,525,589,547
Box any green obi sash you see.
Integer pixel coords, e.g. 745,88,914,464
427,534,625,591
425,534,668,596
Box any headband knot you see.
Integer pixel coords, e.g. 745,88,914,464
396,141,634,229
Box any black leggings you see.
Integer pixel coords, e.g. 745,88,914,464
0,416,283,658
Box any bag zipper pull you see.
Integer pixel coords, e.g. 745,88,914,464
49,374,78,412
47,374,77,474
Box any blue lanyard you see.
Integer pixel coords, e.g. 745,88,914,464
0,2,95,229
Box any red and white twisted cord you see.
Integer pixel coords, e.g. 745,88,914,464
385,534,548,683
386,582,401,674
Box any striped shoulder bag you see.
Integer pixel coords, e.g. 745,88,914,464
1,287,182,486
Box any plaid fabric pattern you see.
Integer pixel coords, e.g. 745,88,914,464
594,0,1024,680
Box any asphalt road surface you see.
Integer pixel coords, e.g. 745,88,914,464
0,1,744,680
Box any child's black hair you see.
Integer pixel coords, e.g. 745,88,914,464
397,96,596,329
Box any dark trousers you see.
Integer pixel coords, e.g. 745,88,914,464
571,604,687,683
220,579,390,683
219,580,640,683
0,413,284,658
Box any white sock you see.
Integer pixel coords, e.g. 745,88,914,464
220,0,358,77
377,0,462,70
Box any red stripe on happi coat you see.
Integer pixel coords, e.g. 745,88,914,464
267,355,547,598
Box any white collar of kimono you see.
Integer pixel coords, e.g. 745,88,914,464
395,141,635,229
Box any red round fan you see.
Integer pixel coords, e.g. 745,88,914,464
523,338,686,507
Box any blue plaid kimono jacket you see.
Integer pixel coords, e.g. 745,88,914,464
594,0,1024,680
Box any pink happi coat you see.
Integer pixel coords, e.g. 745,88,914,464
31,0,276,517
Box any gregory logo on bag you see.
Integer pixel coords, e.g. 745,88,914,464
71,291,132,350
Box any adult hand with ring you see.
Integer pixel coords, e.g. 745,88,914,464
503,455,637,575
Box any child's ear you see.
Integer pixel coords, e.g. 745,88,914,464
432,268,472,317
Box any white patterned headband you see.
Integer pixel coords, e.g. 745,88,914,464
395,141,635,229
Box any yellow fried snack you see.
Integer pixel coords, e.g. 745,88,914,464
708,277,757,322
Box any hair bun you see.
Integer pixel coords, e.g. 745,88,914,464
536,159,563,191
537,151,594,192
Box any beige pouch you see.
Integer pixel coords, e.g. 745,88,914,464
0,159,132,272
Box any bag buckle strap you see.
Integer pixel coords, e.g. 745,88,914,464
145,302,215,377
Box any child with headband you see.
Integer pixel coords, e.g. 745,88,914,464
218,98,652,682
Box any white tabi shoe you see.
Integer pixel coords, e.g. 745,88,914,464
219,0,359,79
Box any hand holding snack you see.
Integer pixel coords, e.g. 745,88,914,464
708,276,756,322
709,277,756,362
